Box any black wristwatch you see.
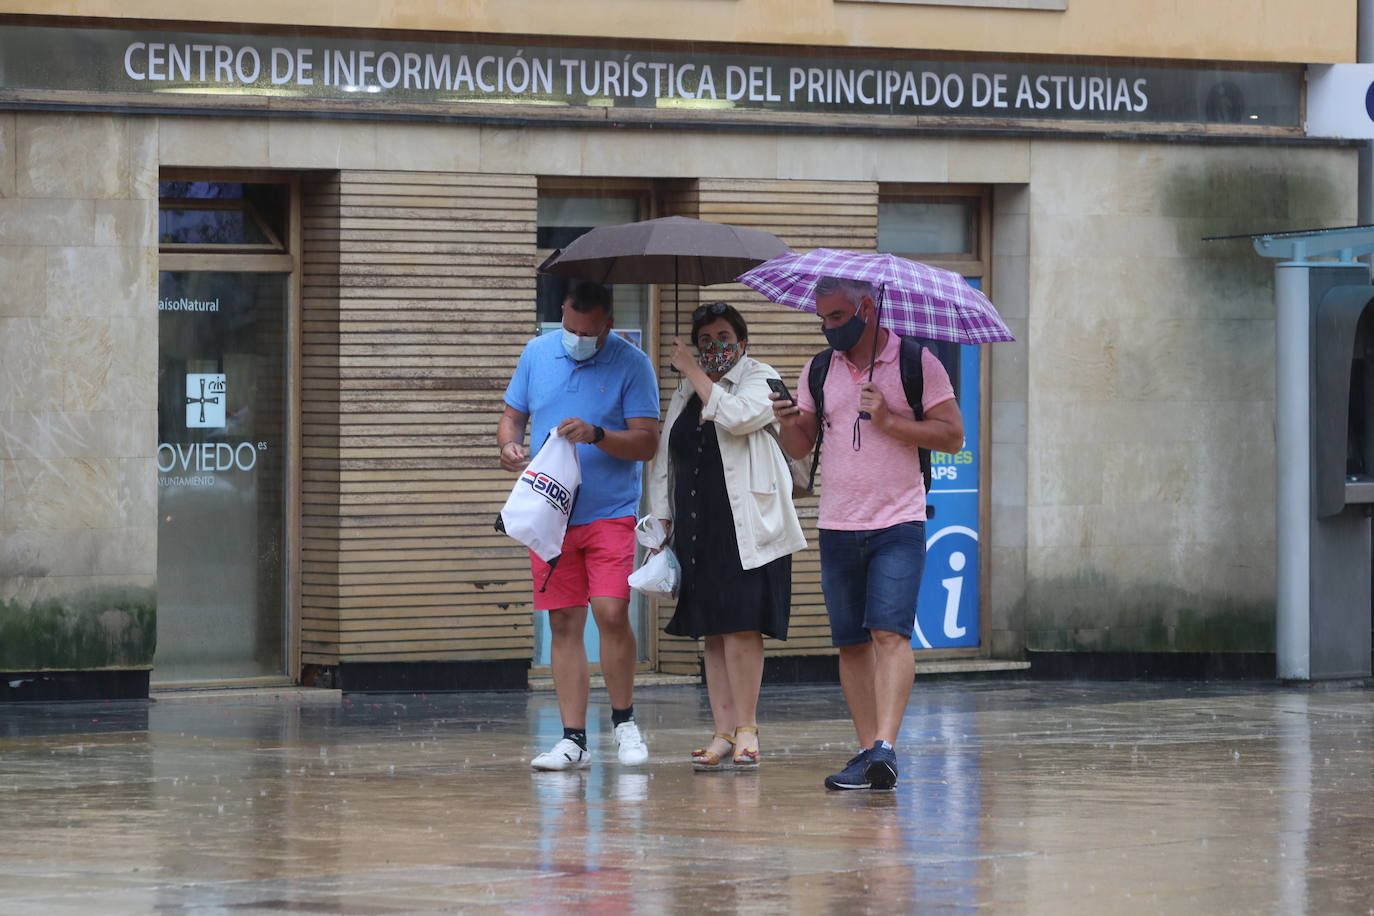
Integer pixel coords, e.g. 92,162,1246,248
591,425,606,444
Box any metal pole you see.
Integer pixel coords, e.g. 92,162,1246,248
1275,263,1311,680
1361,0,1374,229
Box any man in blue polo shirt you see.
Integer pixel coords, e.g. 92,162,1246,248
498,280,660,771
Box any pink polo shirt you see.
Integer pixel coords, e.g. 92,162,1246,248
795,332,956,531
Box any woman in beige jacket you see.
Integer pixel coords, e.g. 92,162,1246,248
648,302,806,770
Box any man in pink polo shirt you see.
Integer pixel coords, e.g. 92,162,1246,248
773,276,964,791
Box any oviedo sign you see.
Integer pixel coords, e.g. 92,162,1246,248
0,24,1301,126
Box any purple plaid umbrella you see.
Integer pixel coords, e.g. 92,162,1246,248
735,248,1014,345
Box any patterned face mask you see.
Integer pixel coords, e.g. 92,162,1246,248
699,340,742,375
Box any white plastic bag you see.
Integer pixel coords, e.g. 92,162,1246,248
495,431,581,563
628,547,680,599
634,515,669,550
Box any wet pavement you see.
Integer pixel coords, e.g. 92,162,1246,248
2,679,1372,914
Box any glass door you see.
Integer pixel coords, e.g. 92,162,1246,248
155,271,288,681
154,178,293,683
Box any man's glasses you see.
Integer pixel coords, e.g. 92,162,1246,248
692,302,731,321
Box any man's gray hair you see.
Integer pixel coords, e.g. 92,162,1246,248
815,276,874,308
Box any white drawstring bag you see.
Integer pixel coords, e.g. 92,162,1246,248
495,432,581,583
628,547,680,599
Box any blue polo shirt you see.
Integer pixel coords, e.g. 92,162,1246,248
504,331,660,527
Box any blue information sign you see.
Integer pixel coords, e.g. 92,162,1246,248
914,301,981,650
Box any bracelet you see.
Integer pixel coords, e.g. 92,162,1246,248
592,426,605,444
498,441,518,451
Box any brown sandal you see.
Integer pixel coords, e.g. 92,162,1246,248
732,725,760,768
691,733,735,772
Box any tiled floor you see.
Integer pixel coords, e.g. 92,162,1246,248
2,679,1372,914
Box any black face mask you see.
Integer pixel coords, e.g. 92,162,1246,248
823,313,866,352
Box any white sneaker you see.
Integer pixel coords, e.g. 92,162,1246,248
614,720,649,765
530,738,590,771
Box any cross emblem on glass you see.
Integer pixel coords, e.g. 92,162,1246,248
185,373,227,428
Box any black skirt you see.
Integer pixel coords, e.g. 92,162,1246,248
664,394,792,640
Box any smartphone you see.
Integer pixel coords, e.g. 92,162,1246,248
766,377,793,404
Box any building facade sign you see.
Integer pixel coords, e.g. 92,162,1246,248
0,24,1301,127
1306,64,1374,138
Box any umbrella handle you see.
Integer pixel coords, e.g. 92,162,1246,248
857,284,886,422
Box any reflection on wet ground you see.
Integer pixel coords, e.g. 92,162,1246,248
2,680,1372,914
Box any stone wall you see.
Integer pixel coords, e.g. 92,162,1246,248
0,112,159,671
1022,140,1358,654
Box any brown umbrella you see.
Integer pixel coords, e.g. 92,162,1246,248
537,215,789,333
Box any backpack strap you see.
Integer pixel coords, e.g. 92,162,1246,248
897,337,935,520
805,348,834,492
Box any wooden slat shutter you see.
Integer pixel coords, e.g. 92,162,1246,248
300,170,538,665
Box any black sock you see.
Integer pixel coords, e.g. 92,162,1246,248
563,727,587,750
611,705,634,727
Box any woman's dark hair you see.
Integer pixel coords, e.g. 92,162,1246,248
690,301,748,347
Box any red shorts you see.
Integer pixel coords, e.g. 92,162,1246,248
530,516,636,611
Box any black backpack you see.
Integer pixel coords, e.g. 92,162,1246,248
805,337,936,520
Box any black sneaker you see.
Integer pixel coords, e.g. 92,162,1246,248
864,742,898,790
824,748,872,790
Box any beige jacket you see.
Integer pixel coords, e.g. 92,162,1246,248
648,355,807,570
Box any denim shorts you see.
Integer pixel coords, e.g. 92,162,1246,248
819,522,926,646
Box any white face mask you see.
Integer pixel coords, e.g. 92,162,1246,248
562,327,602,361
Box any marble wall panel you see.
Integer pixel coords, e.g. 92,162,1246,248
0,113,14,199
95,201,159,249
16,114,130,200
984,183,1031,653
990,440,1028,509
1113,316,1274,402
48,246,156,318
56,318,115,412
0,317,64,412
1030,399,1273,448
1028,316,1120,402
5,528,79,578
579,130,778,179
994,182,1029,216
990,502,1028,551
2,457,123,531
1031,252,1274,323
478,125,583,175
1,112,159,676
872,137,948,182
990,254,1028,320
991,400,1027,446
268,120,377,169
988,317,1027,404
0,573,156,625
0,247,47,318
374,123,481,172
1022,140,1355,654
0,410,153,461
127,117,159,201
0,199,95,247
1028,440,1105,507
946,138,1030,183
159,117,270,168
775,135,877,181
1100,437,1272,511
